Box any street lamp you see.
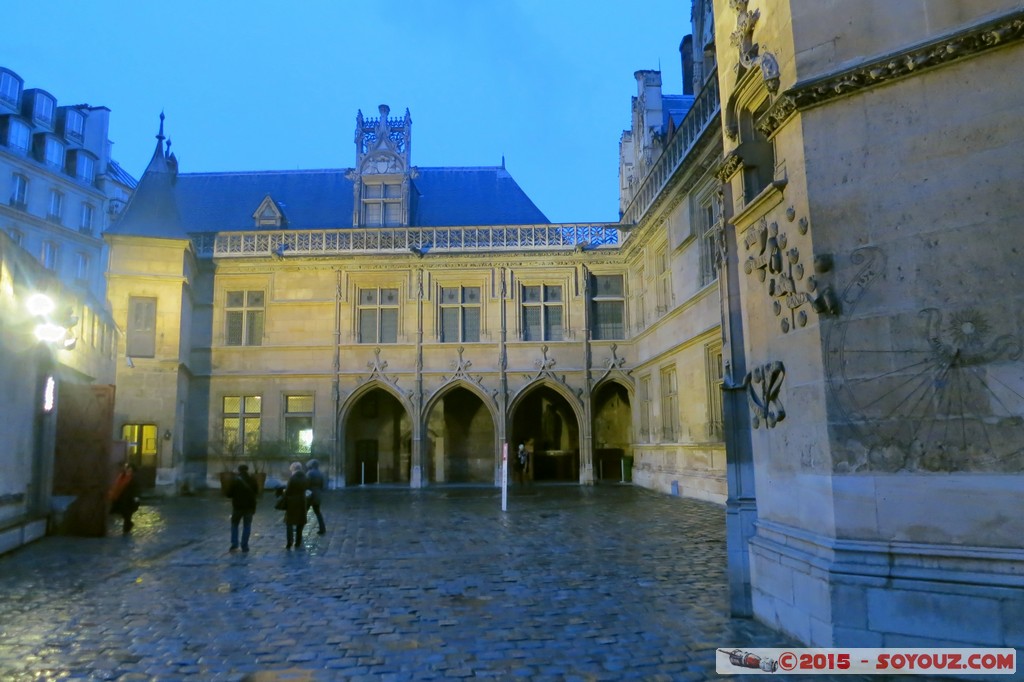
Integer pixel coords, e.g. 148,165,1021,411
27,292,77,349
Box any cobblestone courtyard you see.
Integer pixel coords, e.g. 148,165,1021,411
0,485,909,681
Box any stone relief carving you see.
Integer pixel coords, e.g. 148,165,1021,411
593,343,632,386
521,345,582,403
743,213,837,333
440,346,484,387
361,347,399,387
825,246,1024,473
715,152,744,182
745,361,786,429
728,0,780,92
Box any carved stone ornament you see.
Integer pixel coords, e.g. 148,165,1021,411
788,9,1024,112
521,345,580,402
594,343,632,386
756,94,796,139
825,246,1024,473
746,360,786,429
743,215,836,333
362,347,399,387
715,152,744,182
728,0,781,92
440,346,484,387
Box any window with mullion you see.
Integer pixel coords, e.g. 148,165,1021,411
590,274,625,340
358,287,399,343
521,285,563,341
225,290,264,346
361,182,402,227
222,395,262,456
439,286,481,342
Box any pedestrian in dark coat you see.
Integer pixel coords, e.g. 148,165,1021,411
306,458,327,535
228,464,258,552
283,461,308,550
108,462,141,534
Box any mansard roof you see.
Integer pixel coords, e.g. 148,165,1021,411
111,164,549,237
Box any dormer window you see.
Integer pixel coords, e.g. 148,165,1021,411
4,118,30,153
252,195,284,228
63,108,85,142
31,91,55,127
0,70,21,108
66,149,96,183
361,181,402,227
36,134,65,168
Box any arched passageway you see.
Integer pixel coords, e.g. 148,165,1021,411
592,381,632,481
344,388,411,485
425,387,495,484
510,385,580,482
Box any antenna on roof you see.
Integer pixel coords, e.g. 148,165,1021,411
501,155,505,169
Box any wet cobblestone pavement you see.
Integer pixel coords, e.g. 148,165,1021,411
0,486,932,681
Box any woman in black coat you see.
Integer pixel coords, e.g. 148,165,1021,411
283,461,308,550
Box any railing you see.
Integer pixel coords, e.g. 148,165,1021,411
192,223,622,258
620,68,721,228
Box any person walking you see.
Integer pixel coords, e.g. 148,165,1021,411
283,461,308,550
108,462,141,534
306,458,327,535
228,464,258,552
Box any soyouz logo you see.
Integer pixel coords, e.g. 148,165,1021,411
715,648,1016,675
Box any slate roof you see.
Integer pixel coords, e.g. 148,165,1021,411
106,159,138,189
109,164,549,238
107,135,186,238
663,94,695,132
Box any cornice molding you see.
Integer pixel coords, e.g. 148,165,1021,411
788,9,1024,113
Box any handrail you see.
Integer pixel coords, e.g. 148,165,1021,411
191,222,622,258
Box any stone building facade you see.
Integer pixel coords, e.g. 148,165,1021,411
105,39,727,503
713,0,1024,650
0,67,128,552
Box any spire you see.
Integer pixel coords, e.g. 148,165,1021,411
106,109,184,238
144,112,170,174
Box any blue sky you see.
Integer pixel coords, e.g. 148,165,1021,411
5,1,691,223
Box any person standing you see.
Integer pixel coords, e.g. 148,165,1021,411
108,462,141,534
228,464,258,552
283,461,308,550
306,459,327,535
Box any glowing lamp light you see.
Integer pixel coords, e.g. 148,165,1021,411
299,429,314,451
26,293,55,317
34,322,66,343
43,376,55,412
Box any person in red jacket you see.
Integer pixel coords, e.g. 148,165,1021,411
108,462,141,534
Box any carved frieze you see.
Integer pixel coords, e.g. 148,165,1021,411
715,152,744,182
787,10,1024,111
756,94,796,139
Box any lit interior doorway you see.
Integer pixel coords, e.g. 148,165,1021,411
511,385,580,482
592,381,632,482
345,388,411,485
426,386,495,484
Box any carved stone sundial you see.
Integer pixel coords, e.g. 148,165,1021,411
825,246,1024,472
